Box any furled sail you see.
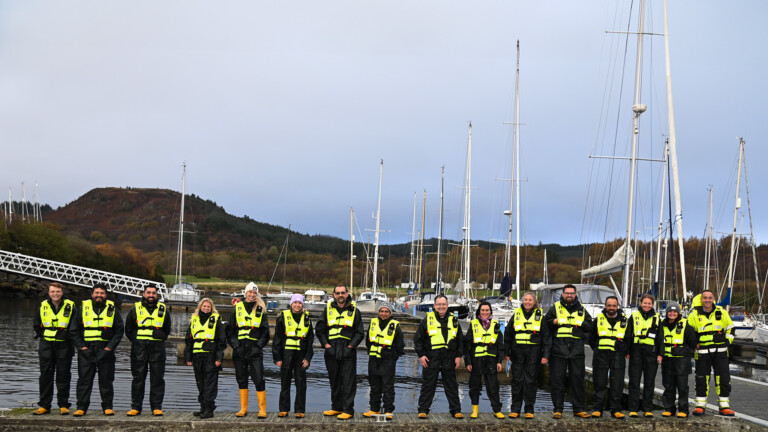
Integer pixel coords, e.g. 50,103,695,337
580,244,634,278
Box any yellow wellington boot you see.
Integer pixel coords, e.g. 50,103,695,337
236,389,249,417
470,405,479,419
257,391,267,418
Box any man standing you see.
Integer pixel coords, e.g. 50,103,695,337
32,282,76,415
125,284,171,416
272,294,314,418
315,284,364,420
544,284,593,419
414,294,465,419
71,284,124,416
688,290,735,416
363,304,404,420
589,296,627,419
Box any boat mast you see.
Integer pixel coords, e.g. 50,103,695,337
513,40,522,302
653,140,669,294
417,190,426,290
350,208,355,294
703,187,714,292
409,192,417,288
725,139,744,310
621,0,647,308
175,162,187,285
741,144,764,313
461,123,473,290
435,166,445,292
371,160,383,294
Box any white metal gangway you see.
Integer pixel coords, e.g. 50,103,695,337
0,249,167,299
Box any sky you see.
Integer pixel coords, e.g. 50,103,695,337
1,1,766,250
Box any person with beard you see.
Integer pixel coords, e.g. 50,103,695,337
504,292,548,419
125,284,171,416
544,284,593,419
184,298,226,419
660,302,696,418
32,282,77,415
626,294,663,418
228,283,270,418
414,294,465,419
464,301,505,419
588,296,628,419
70,284,124,416
363,303,404,420
315,284,364,420
272,294,314,418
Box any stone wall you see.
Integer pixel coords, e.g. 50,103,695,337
0,270,91,300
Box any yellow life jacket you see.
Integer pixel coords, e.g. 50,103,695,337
190,313,219,353
688,306,734,350
135,301,167,341
595,312,628,351
513,307,542,344
326,301,357,341
40,299,75,342
631,310,660,345
426,311,458,350
663,319,688,358
368,317,399,358
282,310,310,350
471,318,499,357
554,302,585,339
235,301,265,341
82,299,116,342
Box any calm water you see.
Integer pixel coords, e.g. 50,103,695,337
1,298,565,413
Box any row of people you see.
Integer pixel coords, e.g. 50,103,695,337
32,281,735,420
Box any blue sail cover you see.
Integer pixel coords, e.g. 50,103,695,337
501,273,512,297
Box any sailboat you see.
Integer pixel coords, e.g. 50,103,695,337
166,163,202,303
356,160,390,313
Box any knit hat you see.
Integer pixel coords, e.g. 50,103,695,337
290,294,304,305
378,303,392,312
244,282,259,293
666,302,681,314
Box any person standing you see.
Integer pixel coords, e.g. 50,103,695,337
414,294,465,419
71,284,124,416
464,301,505,419
315,284,364,420
660,302,696,418
688,290,735,416
228,283,270,418
32,282,76,415
544,284,593,419
504,292,548,419
272,294,314,418
626,294,663,418
125,284,171,416
363,304,404,420
588,296,628,419
184,298,226,419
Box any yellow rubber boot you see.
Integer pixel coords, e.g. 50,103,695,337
236,389,248,417
470,405,479,419
257,390,267,418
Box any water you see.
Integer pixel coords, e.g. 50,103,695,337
1,298,562,413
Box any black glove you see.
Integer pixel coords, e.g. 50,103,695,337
152,329,166,340
201,341,216,351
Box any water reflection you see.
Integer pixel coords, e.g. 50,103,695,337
1,298,565,413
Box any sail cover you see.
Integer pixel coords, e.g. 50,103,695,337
580,244,634,278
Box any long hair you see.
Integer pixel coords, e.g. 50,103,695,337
193,298,219,318
521,291,539,310
475,301,493,318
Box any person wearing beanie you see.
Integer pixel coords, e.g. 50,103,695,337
660,302,696,418
363,304,404,420
272,294,314,418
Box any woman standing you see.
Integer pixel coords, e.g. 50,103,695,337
227,284,271,418
464,301,505,419
272,294,314,418
504,292,548,419
184,298,226,419
626,294,663,417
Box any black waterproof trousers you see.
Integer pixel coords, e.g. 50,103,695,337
75,342,116,412
549,356,586,413
368,357,396,413
628,346,658,412
130,340,166,411
38,340,74,410
509,345,542,414
591,350,625,414
468,356,501,412
695,351,730,399
234,343,266,391
662,357,690,415
324,341,357,414
279,350,307,413
417,351,461,415
192,352,219,412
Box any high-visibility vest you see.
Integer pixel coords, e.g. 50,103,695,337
326,301,357,341
663,319,688,358
631,310,660,345
595,312,628,351
368,317,399,358
235,301,265,341
426,311,458,350
470,318,499,357
135,302,166,341
82,299,116,342
513,307,542,345
554,302,585,339
40,299,75,342
190,313,219,353
688,306,734,351
282,310,310,350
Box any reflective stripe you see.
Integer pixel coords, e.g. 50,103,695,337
135,302,166,341
82,299,115,342
697,347,728,354
470,319,499,357
596,313,628,351
235,302,264,341
663,319,688,358
554,303,585,339
631,311,659,345
426,312,458,350
688,306,732,349
40,299,75,342
368,318,398,358
282,310,309,350
513,308,542,344
326,301,357,340
191,313,218,353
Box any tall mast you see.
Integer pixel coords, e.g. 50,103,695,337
461,123,473,287
350,208,355,293
513,40,522,302
725,139,744,306
371,160,383,293
653,140,669,291
409,192,417,287
7,188,12,224
703,187,714,292
175,162,187,285
435,166,445,292
417,190,426,289
741,144,764,313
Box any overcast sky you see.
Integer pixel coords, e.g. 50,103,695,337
1,1,766,250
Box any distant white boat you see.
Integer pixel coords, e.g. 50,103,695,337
166,280,201,303
167,163,201,303
303,289,328,312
